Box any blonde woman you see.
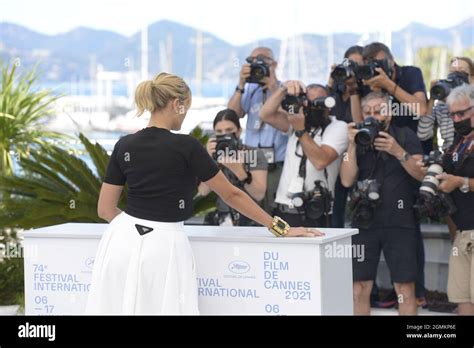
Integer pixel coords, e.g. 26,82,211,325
85,72,322,315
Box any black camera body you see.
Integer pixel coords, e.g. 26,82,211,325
290,180,332,220
281,94,336,115
354,116,385,147
355,59,393,80
246,57,270,85
331,59,358,84
414,150,457,220
430,71,469,100
349,179,382,228
281,92,307,114
214,133,240,160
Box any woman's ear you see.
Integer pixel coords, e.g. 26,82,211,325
173,98,183,114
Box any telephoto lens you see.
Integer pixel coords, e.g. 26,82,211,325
367,180,381,201
419,163,444,197
308,96,336,109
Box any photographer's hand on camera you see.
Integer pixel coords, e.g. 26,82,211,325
238,63,251,90
206,137,217,157
373,131,403,157
283,80,306,97
287,104,306,132
363,67,395,92
327,64,337,89
347,122,359,145
436,172,465,193
259,80,306,133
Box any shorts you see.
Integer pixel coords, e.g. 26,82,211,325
447,229,474,304
352,227,417,283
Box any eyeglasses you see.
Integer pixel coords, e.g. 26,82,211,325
448,105,474,119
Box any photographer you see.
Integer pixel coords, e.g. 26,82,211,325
227,47,288,213
260,81,348,227
327,45,364,228
328,45,364,124
353,42,427,134
418,57,473,151
198,109,268,226
431,85,474,315
340,91,425,315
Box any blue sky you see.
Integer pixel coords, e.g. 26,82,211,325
1,0,473,45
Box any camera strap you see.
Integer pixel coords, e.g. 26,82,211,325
296,126,330,190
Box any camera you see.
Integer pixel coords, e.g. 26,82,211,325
430,71,469,100
281,92,307,114
214,133,240,160
414,150,457,220
290,180,332,220
281,94,335,114
354,116,385,147
331,59,358,84
355,59,392,80
246,56,270,84
349,179,382,228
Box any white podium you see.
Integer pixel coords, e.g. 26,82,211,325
21,224,358,315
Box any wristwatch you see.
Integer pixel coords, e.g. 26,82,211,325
460,177,470,193
399,151,409,162
235,85,245,94
295,129,306,138
268,216,290,237
240,170,253,185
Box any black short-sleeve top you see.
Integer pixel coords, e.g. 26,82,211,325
104,127,219,222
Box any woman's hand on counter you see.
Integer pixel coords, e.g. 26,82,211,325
286,227,325,237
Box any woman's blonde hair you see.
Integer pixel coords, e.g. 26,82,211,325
134,72,191,116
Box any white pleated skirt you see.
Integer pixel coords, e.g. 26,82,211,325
85,212,199,315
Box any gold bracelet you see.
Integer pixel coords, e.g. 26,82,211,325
268,216,290,237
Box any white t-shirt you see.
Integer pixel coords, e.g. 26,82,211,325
275,116,349,208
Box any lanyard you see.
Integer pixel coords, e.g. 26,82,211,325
296,127,329,189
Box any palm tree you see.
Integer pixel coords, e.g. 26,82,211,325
0,62,64,176
0,133,127,229
0,128,217,229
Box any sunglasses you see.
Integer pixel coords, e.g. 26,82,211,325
449,105,474,119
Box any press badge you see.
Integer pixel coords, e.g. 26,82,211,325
259,146,275,164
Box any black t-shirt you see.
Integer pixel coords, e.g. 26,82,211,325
443,136,474,230
355,125,423,229
362,65,427,133
104,127,219,222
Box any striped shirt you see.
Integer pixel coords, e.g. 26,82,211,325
417,102,455,150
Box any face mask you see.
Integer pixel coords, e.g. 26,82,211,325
454,118,474,136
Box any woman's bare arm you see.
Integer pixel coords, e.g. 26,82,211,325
97,183,124,222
